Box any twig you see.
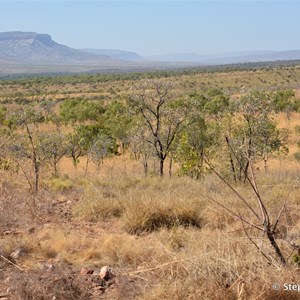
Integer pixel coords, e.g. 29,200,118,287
204,158,260,221
128,274,149,282
0,255,25,272
228,271,247,291
125,260,180,276
251,290,267,300
201,193,264,232
240,221,274,266
273,204,286,232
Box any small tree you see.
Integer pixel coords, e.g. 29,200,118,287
39,132,68,176
130,80,190,176
104,100,134,153
175,118,220,179
66,131,86,168
272,90,297,118
66,124,117,174
254,118,288,171
129,123,156,177
14,109,46,194
226,91,278,180
60,98,105,124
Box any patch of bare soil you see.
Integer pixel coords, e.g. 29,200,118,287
0,196,142,300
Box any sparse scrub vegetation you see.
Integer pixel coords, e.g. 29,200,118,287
0,66,300,299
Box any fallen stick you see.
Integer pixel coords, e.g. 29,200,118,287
0,255,25,272
126,260,180,276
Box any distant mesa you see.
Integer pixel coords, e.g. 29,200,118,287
1,31,300,76
0,31,111,63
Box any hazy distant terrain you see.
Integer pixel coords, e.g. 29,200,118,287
1,31,300,76
82,48,144,62
147,50,300,63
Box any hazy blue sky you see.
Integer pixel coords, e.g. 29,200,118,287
1,1,300,55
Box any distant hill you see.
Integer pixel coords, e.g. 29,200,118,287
1,31,300,76
82,49,144,62
0,31,110,63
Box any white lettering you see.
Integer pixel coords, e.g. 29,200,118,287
282,283,300,292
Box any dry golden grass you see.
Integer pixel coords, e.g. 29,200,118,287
1,67,300,299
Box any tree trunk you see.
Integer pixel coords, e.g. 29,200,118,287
84,157,90,177
266,229,286,267
34,161,39,194
159,158,164,176
143,158,148,177
225,136,237,182
53,161,58,177
169,153,173,178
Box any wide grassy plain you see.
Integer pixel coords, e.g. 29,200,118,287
0,65,300,299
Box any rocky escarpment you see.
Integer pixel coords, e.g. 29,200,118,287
0,31,110,63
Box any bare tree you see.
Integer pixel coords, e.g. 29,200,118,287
205,142,298,267
130,80,190,176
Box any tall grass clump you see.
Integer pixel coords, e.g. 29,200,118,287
73,182,125,220
122,177,206,234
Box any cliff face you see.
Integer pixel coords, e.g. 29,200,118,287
0,31,110,63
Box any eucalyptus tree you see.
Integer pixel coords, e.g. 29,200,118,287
103,100,134,153
66,124,117,173
174,90,229,179
60,98,106,124
128,122,156,177
15,108,45,193
224,91,288,180
39,132,68,176
130,80,191,176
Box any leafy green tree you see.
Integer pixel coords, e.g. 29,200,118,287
66,131,85,168
272,90,297,116
180,90,231,179
103,101,134,153
60,98,105,123
66,124,117,172
175,118,220,179
254,118,288,171
0,106,7,125
225,91,288,179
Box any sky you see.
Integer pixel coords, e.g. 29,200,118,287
1,1,300,56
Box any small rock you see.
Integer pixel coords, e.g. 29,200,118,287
100,266,113,280
45,263,55,271
10,247,25,260
27,227,35,234
80,268,94,275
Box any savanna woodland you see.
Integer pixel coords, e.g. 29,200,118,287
1,64,300,299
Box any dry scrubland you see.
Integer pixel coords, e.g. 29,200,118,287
0,66,300,299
